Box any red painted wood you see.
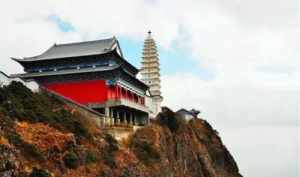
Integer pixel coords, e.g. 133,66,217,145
44,80,108,105
43,80,146,106
108,85,117,99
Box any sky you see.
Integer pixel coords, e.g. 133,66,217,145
0,0,299,176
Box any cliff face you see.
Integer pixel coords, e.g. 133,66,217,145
0,82,242,177
129,109,242,177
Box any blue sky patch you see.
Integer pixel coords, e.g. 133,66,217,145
118,36,213,79
49,15,75,32
47,17,212,79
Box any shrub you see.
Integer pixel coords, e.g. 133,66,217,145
102,150,116,168
5,81,33,101
7,133,22,146
52,110,90,139
0,87,7,104
23,143,44,162
63,152,79,169
85,150,98,164
132,141,160,165
0,81,92,140
7,132,44,161
102,134,118,167
157,107,185,133
29,168,51,177
99,169,113,177
72,120,90,138
121,168,131,177
104,134,119,152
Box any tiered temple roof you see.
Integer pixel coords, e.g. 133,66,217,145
11,37,141,79
12,37,123,61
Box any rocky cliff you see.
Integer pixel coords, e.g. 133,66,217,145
0,81,242,177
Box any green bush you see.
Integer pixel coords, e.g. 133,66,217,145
0,81,91,140
29,168,51,177
72,120,90,138
102,150,116,168
104,134,118,152
0,87,7,104
102,134,118,167
7,132,44,161
132,141,160,165
99,169,113,177
23,143,44,162
121,168,131,177
63,152,79,169
85,151,98,164
157,107,185,133
7,133,22,146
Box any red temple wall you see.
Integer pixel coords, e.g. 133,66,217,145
43,79,146,106
43,80,108,105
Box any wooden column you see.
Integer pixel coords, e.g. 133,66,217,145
116,110,120,124
133,114,136,125
105,107,109,125
124,111,128,125
110,108,114,125
129,112,133,125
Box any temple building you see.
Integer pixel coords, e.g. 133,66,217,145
12,37,149,126
140,31,163,118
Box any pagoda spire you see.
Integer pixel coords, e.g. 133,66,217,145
140,31,163,117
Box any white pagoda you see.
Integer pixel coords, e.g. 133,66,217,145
140,31,163,118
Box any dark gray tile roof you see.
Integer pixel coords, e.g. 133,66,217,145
11,65,120,78
13,37,122,61
12,64,148,90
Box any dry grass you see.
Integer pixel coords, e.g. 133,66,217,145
15,121,75,152
0,135,11,147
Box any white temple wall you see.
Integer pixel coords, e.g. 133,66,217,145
0,72,9,86
145,96,162,119
0,72,39,91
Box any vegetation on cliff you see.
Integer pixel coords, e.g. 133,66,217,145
0,82,242,177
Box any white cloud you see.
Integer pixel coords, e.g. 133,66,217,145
162,73,300,127
220,126,299,177
161,73,299,177
0,1,81,74
0,0,299,177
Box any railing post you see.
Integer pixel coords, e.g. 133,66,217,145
124,111,128,125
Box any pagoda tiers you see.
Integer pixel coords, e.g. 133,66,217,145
140,31,163,118
12,37,149,126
